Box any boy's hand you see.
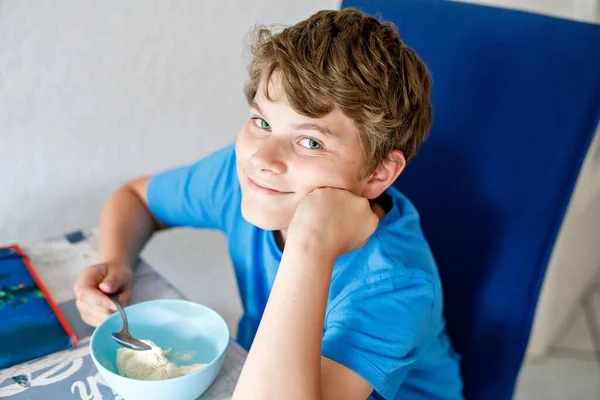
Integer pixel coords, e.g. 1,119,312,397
288,188,379,258
73,262,133,327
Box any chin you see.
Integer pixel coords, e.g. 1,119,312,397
241,202,291,231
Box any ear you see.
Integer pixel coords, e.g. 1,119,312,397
362,150,406,199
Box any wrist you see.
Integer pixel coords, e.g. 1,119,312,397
285,229,339,265
99,255,133,271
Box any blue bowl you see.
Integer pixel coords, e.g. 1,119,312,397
90,299,230,400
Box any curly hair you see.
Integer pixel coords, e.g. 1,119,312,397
244,8,433,174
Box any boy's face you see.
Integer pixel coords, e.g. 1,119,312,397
235,74,370,231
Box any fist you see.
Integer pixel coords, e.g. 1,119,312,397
289,188,379,257
73,262,133,327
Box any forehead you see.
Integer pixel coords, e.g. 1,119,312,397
253,73,358,136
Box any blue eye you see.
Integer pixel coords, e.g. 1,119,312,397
253,118,271,130
298,138,323,150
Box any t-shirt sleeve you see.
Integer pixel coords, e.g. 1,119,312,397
321,277,436,400
146,144,238,231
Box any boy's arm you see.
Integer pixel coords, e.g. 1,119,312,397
76,145,237,327
97,176,164,268
74,176,164,326
232,188,378,400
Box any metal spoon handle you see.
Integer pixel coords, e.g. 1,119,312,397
110,294,128,331
108,294,151,351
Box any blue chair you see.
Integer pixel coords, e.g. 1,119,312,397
341,1,600,398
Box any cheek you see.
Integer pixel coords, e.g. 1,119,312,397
236,126,255,162
291,160,362,194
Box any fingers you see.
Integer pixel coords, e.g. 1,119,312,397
74,264,115,308
74,263,108,291
99,265,131,294
78,284,115,310
356,218,378,250
74,285,133,327
116,285,132,307
366,207,379,235
74,263,132,327
76,299,113,327
74,285,119,327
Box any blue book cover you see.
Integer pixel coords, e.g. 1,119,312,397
0,245,76,369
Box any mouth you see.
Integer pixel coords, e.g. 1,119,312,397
247,177,292,196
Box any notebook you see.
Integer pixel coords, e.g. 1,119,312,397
0,245,76,369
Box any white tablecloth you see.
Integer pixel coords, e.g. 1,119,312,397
0,230,246,400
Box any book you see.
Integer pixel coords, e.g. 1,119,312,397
0,245,76,369
0,231,246,399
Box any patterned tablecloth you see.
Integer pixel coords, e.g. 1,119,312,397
0,230,246,400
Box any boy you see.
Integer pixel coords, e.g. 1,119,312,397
74,8,463,400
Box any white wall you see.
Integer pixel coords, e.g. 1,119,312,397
0,0,340,334
0,0,340,246
1,0,598,341
527,126,600,358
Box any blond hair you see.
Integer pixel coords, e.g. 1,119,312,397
245,8,433,174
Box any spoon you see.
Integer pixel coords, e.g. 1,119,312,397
110,294,151,351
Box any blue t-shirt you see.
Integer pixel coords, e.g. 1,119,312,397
147,144,463,399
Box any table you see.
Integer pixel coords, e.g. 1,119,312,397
0,230,246,400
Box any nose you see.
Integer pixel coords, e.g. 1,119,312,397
250,137,287,174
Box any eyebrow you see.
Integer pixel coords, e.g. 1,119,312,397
250,101,336,137
292,122,335,137
250,101,267,118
